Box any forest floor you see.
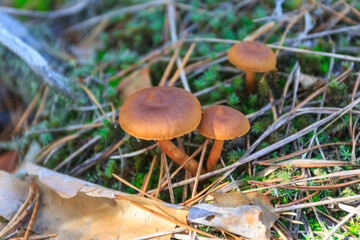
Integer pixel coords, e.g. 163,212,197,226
1,0,360,239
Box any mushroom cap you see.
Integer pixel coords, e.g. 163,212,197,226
119,86,202,140
197,105,250,140
228,41,276,72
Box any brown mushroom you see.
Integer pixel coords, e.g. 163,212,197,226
197,105,250,171
119,86,204,176
228,41,276,94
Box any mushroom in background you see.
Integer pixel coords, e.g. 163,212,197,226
197,105,250,171
119,86,205,176
228,41,277,94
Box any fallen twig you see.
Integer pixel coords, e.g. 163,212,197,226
0,23,84,100
276,195,360,212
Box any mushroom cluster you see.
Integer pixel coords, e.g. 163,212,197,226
119,87,204,176
119,86,250,176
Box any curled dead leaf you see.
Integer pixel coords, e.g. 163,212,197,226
117,66,152,100
0,163,188,240
188,192,278,239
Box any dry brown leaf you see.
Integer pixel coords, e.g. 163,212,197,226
211,192,251,207
188,204,268,239
0,171,29,221
299,73,317,88
0,151,18,172
188,192,279,239
116,66,152,100
244,192,279,234
1,163,188,240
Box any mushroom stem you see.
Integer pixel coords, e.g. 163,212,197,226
245,71,256,94
158,140,204,176
206,139,224,171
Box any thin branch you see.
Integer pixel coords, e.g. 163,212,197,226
0,23,84,100
275,194,360,212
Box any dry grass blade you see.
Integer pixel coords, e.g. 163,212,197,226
350,73,360,164
24,181,39,240
11,87,43,135
280,216,304,225
279,191,320,208
158,35,186,86
110,143,158,159
256,142,356,164
78,18,109,48
315,3,353,32
245,169,360,193
185,38,360,61
63,0,170,33
283,24,360,43
106,43,175,83
78,83,112,123
29,122,104,135
191,140,208,198
279,62,299,114
293,63,353,111
162,152,175,204
141,156,157,196
268,44,360,61
0,181,35,238
34,131,85,164
83,61,113,84
275,194,360,212
70,136,127,175
112,173,164,202
115,194,218,239
155,154,164,198
185,181,230,207
131,228,187,240
275,7,307,56
181,175,226,206
249,178,360,190
273,222,290,240
322,204,360,240
54,135,102,171
168,42,196,88
257,159,355,168
155,141,206,194
167,1,190,91
243,21,275,41
184,52,227,73
338,203,360,216
32,87,48,126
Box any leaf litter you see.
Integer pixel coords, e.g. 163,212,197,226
1,1,360,239
188,192,278,239
0,163,188,240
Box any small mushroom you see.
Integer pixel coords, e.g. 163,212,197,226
228,41,276,94
119,86,205,176
197,105,250,171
